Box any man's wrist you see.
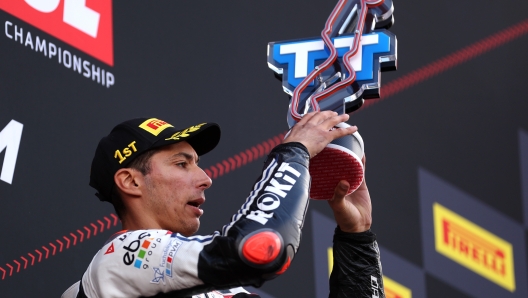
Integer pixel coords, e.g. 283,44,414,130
334,226,376,244
272,142,310,158
278,141,309,153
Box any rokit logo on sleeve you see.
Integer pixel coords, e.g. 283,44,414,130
247,162,301,225
1,0,115,88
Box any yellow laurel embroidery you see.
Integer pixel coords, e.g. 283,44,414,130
165,123,207,141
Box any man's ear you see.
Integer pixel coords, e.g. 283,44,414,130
114,168,143,197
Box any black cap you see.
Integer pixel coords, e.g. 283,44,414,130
89,117,221,202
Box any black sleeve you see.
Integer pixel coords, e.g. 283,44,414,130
198,142,311,286
329,227,385,298
152,142,311,297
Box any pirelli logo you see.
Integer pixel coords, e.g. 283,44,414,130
384,276,412,298
138,118,173,136
433,202,515,292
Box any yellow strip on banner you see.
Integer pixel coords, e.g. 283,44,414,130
384,276,412,298
327,247,333,276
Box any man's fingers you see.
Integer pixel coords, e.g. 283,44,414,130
296,111,335,126
329,125,357,140
304,111,339,125
329,180,349,203
298,112,352,132
287,111,359,158
321,113,349,129
296,111,318,125
362,153,366,169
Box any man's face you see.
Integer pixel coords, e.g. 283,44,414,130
141,141,212,236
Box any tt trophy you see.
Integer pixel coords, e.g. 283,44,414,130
267,0,397,200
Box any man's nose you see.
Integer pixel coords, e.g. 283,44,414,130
196,167,212,189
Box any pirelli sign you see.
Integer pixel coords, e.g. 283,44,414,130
433,203,515,291
420,168,528,298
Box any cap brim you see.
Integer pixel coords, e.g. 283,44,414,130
186,123,221,156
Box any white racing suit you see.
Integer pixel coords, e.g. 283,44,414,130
62,143,384,298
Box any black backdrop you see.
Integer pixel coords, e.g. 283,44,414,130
1,1,528,297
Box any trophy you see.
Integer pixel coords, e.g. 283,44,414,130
267,0,397,199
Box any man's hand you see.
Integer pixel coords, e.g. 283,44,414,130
283,111,357,158
327,155,372,233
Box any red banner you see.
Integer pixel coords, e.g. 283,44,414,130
1,0,113,66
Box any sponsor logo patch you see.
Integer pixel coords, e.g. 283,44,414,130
151,267,165,284
134,238,154,269
159,239,183,277
122,232,162,271
104,243,115,255
139,118,174,136
433,202,515,292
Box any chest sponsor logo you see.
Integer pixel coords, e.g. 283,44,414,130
1,0,113,66
122,232,163,270
160,239,182,277
433,202,515,292
139,118,174,136
0,120,24,185
151,238,183,284
247,162,301,225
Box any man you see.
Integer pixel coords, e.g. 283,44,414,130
62,111,384,298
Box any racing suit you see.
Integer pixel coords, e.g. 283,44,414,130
62,143,384,298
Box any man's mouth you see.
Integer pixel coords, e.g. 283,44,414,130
187,198,205,207
187,201,201,208
187,198,205,215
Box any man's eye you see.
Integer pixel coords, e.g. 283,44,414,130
176,162,187,168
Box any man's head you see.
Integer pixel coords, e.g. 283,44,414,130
90,118,221,235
